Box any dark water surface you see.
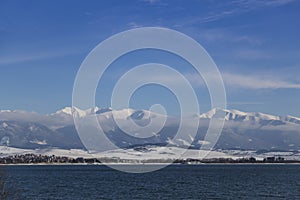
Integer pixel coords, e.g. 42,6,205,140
3,164,300,199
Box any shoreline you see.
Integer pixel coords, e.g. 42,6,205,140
2,162,300,166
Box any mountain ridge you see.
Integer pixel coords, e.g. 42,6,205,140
1,106,299,123
1,107,300,151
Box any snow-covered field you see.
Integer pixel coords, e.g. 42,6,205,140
220,149,300,161
0,146,93,158
0,145,238,160
2,145,300,161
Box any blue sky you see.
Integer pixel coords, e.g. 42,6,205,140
0,0,300,116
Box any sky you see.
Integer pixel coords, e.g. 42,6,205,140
0,0,300,117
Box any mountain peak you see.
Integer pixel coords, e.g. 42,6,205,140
55,107,73,115
199,108,293,124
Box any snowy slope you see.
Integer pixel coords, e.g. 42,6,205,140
0,145,238,160
1,107,300,151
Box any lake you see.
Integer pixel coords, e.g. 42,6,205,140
3,164,300,199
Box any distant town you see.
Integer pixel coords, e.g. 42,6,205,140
0,154,299,165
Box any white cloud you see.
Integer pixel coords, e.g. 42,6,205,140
223,73,300,89
234,49,271,60
0,47,82,65
233,36,262,45
233,0,295,8
197,10,237,23
181,71,300,90
0,53,55,65
141,0,167,6
113,66,300,90
143,0,160,3
183,0,295,25
128,22,143,29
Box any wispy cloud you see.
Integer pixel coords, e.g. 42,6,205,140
184,0,295,25
197,10,237,23
113,67,300,90
186,71,300,90
233,0,295,9
234,49,271,60
141,0,168,6
196,28,262,46
0,47,82,65
0,53,57,65
264,0,295,6
128,22,143,29
233,36,262,45
223,72,300,89
142,0,160,4
227,101,264,106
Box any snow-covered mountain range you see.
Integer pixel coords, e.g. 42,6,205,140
1,107,300,151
